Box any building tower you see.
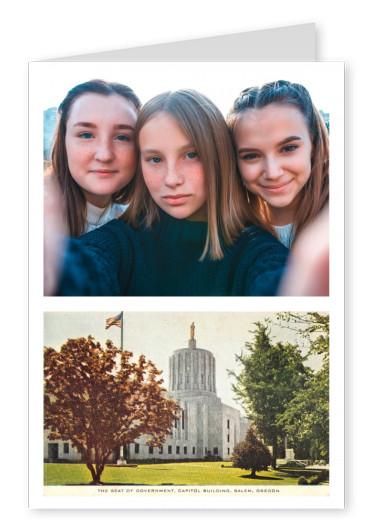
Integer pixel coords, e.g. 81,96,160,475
127,323,250,461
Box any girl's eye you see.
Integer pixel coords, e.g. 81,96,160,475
79,132,93,139
241,153,260,161
186,152,198,160
149,156,162,164
282,144,298,153
116,134,131,142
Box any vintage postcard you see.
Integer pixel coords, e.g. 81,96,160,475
41,311,332,503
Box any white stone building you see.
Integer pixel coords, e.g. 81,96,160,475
44,327,249,463
126,329,249,461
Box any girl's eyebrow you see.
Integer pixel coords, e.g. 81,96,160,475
237,135,302,154
72,121,134,130
141,148,162,155
141,144,195,155
276,135,301,147
237,147,257,155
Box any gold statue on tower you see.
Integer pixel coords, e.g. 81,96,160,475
190,322,195,340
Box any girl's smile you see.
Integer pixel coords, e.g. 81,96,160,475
65,93,137,208
234,103,312,225
139,112,207,221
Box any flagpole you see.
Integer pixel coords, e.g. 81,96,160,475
121,311,123,351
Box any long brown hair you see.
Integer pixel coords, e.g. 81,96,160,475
227,80,329,244
122,89,250,260
51,79,141,237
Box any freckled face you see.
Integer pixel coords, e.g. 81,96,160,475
65,93,138,208
234,104,312,225
139,113,207,221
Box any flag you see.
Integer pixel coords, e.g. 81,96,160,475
105,312,123,329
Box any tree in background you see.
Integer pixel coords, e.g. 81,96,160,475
232,427,272,478
275,312,329,358
44,336,180,484
275,312,329,461
229,322,311,467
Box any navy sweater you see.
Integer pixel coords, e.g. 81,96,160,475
58,212,289,296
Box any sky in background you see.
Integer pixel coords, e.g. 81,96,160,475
44,311,325,415
39,61,335,117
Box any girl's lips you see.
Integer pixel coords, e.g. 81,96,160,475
163,194,191,205
91,170,117,178
261,180,293,193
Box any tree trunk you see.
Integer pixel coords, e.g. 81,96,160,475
86,462,104,485
250,469,256,478
271,440,277,469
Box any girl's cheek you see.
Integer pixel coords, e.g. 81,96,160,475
142,165,163,186
179,161,205,182
67,144,91,163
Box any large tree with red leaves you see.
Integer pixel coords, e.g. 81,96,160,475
44,336,180,484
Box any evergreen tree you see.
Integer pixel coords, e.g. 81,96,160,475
230,322,311,467
274,312,329,461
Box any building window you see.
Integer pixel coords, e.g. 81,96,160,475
182,410,185,430
227,448,230,455
186,374,190,383
193,447,195,455
201,374,204,384
159,446,163,454
168,445,172,455
227,434,230,442
63,443,69,454
149,446,154,455
179,373,183,383
213,447,218,455
227,419,230,429
205,447,208,455
184,446,187,455
175,418,178,428
135,443,139,454
176,446,180,454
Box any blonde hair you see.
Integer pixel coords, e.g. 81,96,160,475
122,89,250,260
227,80,329,245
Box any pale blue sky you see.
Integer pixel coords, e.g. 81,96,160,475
44,311,325,414
37,61,339,118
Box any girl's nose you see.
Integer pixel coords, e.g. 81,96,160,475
95,137,114,162
164,162,184,187
264,157,284,180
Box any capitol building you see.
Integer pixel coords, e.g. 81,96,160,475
44,324,249,463
127,324,249,461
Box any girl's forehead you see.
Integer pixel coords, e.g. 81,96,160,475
235,103,308,135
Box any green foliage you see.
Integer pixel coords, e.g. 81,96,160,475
232,427,272,478
298,476,308,485
229,322,311,464
275,312,329,358
275,313,329,461
230,313,329,464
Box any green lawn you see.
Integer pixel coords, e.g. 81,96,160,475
44,461,305,486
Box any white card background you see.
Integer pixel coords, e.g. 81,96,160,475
29,57,344,510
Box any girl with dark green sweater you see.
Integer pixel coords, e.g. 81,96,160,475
51,89,288,296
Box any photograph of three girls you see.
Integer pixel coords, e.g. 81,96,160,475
43,77,329,296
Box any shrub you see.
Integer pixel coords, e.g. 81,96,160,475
309,469,329,485
232,427,272,478
298,476,308,485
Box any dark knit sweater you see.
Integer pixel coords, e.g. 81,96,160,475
58,211,289,296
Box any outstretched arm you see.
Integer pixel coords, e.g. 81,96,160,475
279,207,329,296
